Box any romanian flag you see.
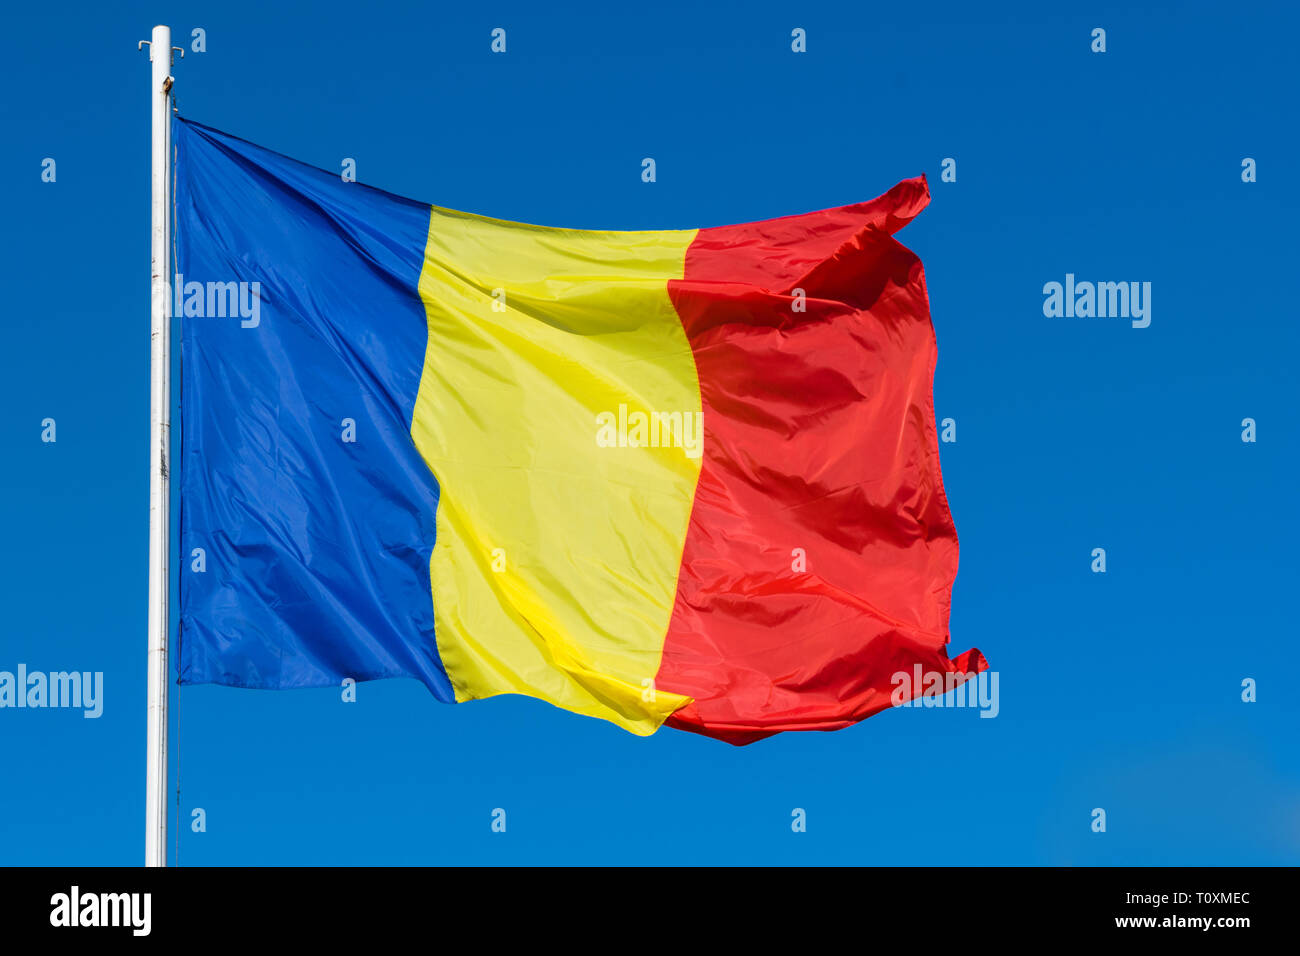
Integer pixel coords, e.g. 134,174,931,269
174,118,985,744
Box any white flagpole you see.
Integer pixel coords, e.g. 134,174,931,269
144,23,175,868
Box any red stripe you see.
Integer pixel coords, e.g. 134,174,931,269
657,177,985,744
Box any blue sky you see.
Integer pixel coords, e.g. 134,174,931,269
1,0,1296,865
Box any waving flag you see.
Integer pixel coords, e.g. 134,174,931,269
174,118,985,744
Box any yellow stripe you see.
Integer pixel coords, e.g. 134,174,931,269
412,205,700,735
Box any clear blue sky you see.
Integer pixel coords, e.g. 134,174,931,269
1,0,1296,865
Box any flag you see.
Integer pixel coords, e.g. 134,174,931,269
174,118,985,744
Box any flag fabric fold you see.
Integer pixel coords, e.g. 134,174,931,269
174,117,984,743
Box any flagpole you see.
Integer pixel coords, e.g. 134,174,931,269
144,23,175,868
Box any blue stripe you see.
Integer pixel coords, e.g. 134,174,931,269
175,118,452,701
